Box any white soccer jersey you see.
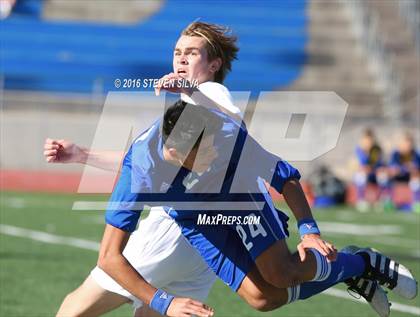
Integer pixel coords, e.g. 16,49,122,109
91,207,216,309
181,81,241,115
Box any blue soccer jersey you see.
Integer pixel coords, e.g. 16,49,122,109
390,149,420,176
355,145,384,169
105,109,300,290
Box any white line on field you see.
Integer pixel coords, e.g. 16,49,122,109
318,221,402,235
368,236,420,249
72,201,265,211
1,224,419,316
334,210,420,224
289,226,420,258
0,224,99,251
323,288,420,316
289,222,403,236
324,231,419,250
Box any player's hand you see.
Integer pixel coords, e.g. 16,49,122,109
166,297,214,317
297,234,337,262
154,73,193,96
43,138,86,164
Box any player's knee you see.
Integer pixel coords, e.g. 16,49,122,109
257,297,284,312
251,298,278,312
245,291,283,312
260,259,300,288
257,245,301,288
241,284,284,312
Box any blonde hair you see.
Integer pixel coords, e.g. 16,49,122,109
182,21,239,83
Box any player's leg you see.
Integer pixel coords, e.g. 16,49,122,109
180,198,409,315
254,239,317,288
182,211,357,292
236,266,287,311
178,217,391,315
376,167,393,210
57,211,171,317
233,206,365,289
179,223,289,311
252,240,362,295
56,275,129,317
237,253,391,317
87,208,217,316
354,171,369,211
231,243,390,316
253,234,367,290
236,263,390,316
234,183,367,290
273,245,417,316
231,179,318,287
409,172,420,212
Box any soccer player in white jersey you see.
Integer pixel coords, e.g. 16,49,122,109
47,103,415,316
45,22,417,317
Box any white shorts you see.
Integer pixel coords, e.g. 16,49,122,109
90,207,216,309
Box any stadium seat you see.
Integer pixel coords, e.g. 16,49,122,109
1,0,308,94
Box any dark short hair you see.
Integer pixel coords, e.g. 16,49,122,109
162,100,223,154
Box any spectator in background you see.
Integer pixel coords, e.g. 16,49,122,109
354,129,391,212
389,132,420,213
310,165,346,208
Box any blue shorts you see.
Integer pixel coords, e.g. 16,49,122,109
178,204,290,292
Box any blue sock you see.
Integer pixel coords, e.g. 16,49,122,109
287,250,366,303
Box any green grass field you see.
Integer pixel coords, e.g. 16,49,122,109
1,191,419,317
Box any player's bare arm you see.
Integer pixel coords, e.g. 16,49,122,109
282,178,337,262
98,225,214,317
44,138,123,171
44,138,88,164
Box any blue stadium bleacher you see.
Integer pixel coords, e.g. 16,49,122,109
1,0,308,94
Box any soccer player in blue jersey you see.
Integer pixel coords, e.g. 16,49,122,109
353,129,391,211
101,100,416,316
49,101,414,317
46,21,417,317
389,132,420,212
